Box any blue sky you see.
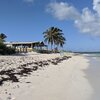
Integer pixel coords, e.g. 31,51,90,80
0,0,100,52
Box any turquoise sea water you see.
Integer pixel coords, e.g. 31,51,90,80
75,52,100,61
87,54,100,57
85,52,100,59
93,54,100,57
77,52,100,58
83,52,100,61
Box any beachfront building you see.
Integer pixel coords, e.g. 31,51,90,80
5,41,47,53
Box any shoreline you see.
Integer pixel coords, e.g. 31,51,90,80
0,54,100,100
83,55,100,100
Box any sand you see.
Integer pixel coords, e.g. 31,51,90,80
0,53,99,100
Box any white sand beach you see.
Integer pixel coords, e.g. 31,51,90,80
0,53,100,100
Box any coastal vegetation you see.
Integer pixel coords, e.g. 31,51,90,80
0,33,15,55
43,27,66,52
0,33,7,42
0,27,66,54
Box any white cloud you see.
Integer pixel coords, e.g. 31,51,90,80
23,0,34,3
46,0,100,36
93,0,100,16
46,2,80,20
75,7,100,36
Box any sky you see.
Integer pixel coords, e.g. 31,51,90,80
0,0,100,52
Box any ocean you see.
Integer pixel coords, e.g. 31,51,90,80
80,52,100,63
76,52,100,58
74,52,100,61
85,54,100,57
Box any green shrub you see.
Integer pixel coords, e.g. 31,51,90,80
36,49,52,54
6,47,16,55
0,43,15,55
0,42,6,55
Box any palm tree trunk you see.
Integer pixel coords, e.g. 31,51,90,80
54,44,55,53
51,44,52,51
57,45,59,51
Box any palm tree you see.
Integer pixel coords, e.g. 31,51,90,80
43,27,66,51
55,35,66,48
43,27,55,50
0,33,7,42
